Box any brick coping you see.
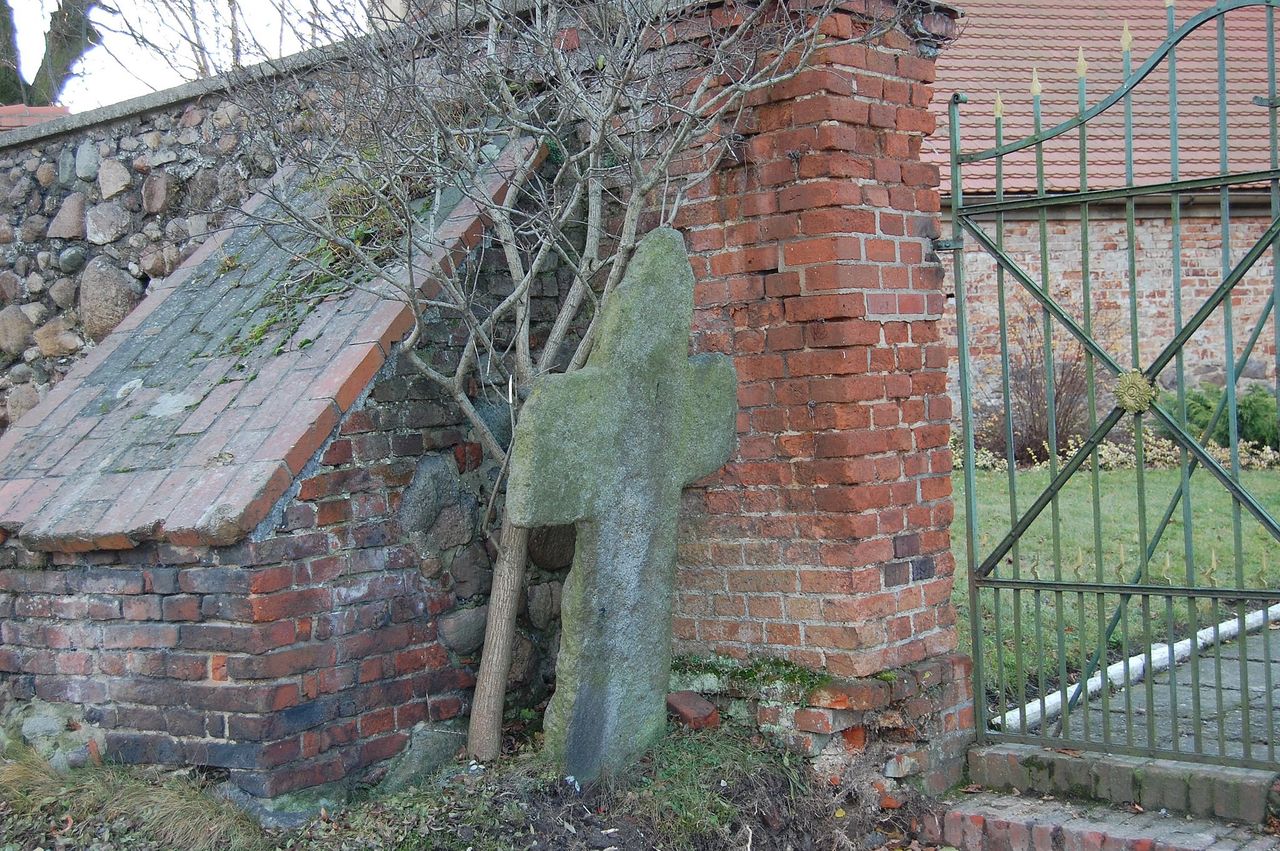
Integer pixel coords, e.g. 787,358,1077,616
0,139,536,552
0,105,71,132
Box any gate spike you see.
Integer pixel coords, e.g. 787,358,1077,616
1030,67,1042,97
1076,47,1087,78
1120,22,1133,53
994,91,1004,118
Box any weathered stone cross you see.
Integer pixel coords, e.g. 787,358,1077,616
507,227,737,782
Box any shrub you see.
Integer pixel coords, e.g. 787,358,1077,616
1159,384,1279,450
971,289,1112,466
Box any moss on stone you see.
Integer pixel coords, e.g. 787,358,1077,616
670,655,832,703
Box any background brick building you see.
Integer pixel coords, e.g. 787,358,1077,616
931,0,1277,407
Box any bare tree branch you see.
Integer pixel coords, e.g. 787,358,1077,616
223,0,914,761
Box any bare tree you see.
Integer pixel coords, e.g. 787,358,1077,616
1,0,100,105
229,0,909,761
92,0,359,84
1,0,361,107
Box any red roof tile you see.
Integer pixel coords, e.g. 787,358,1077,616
928,0,1274,194
0,139,536,552
0,104,70,131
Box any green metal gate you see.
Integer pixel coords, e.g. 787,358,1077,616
950,0,1280,768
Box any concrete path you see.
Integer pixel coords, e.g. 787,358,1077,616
1061,625,1280,765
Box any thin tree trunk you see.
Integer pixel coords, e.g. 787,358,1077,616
467,510,529,761
0,3,26,105
29,0,99,106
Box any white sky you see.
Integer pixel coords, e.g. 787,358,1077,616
11,0,355,112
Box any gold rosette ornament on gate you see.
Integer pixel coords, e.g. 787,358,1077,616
1115,369,1158,414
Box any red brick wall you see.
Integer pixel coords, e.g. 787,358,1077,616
676,17,958,681
941,209,1277,407
672,9,970,795
0,358,486,798
0,3,972,802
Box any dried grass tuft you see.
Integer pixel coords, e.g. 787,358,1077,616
0,746,268,851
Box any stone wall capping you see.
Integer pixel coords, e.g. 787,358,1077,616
0,140,532,553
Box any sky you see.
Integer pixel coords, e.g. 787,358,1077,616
12,0,356,112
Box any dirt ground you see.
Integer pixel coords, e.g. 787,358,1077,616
1,722,943,851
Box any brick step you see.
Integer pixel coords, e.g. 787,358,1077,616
924,792,1280,851
969,744,1280,825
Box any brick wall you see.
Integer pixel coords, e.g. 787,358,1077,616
0,0,972,804
0,349,565,798
675,7,969,793
678,17,956,681
941,207,1277,408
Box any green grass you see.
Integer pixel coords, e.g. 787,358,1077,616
952,467,1280,697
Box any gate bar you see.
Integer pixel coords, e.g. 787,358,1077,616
949,91,987,740
957,168,1280,218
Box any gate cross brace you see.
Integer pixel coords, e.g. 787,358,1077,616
961,213,1280,578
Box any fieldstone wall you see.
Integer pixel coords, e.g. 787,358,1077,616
0,94,278,430
0,124,570,808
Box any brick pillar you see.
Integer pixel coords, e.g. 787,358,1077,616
673,6,971,794
676,10,960,684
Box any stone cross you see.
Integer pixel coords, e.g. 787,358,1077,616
507,227,737,782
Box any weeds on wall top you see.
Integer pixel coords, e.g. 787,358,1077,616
224,163,443,359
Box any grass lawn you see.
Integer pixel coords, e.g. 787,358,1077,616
951,466,1280,697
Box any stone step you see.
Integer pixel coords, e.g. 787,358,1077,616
969,743,1280,825
924,792,1280,851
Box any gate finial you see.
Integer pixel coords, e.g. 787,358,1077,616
1076,47,1087,78
1030,67,1042,97
993,92,1004,118
1121,22,1133,53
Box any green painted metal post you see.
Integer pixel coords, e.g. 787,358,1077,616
950,92,986,742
